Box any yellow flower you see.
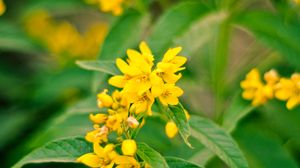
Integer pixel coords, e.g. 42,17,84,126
0,0,6,16
165,121,178,138
121,139,137,156
159,84,184,106
97,89,114,108
85,125,108,143
106,114,124,133
77,142,117,168
240,68,275,106
129,91,154,115
155,47,186,84
99,0,124,16
90,113,107,124
114,155,140,168
295,0,300,4
275,73,300,110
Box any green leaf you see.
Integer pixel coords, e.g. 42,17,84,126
12,137,92,168
147,1,210,57
235,11,300,68
165,156,204,168
76,60,119,75
189,116,249,168
234,124,298,168
137,142,169,168
222,94,254,132
93,10,149,92
168,104,191,147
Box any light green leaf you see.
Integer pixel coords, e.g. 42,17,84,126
76,60,119,75
189,116,249,168
166,156,204,168
168,104,191,147
147,1,210,57
12,137,92,168
236,11,300,68
137,142,169,168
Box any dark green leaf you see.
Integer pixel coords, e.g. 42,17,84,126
168,104,191,147
190,116,249,168
165,156,204,168
12,137,92,168
137,142,169,168
236,11,300,68
76,60,119,75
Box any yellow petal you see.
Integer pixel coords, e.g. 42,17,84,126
93,142,105,157
139,41,152,55
287,96,299,110
121,139,137,156
162,47,182,62
171,56,187,67
89,113,107,124
116,58,140,76
109,75,126,88
165,121,178,138
77,153,101,167
127,49,142,62
275,90,291,100
163,73,182,84
242,90,255,100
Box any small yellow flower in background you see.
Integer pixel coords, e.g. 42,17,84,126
0,0,6,16
165,121,178,138
90,113,107,124
240,68,279,106
24,10,107,64
85,125,108,143
275,73,300,110
121,139,137,156
114,155,140,168
99,0,125,16
295,0,300,4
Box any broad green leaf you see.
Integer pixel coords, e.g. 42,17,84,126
93,10,149,92
189,116,249,168
147,1,210,57
12,137,92,168
168,104,191,147
165,156,203,168
235,11,300,68
76,60,119,75
222,94,254,132
234,124,298,168
137,142,169,168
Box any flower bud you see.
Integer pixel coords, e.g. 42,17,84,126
89,113,107,124
121,139,137,156
97,89,113,108
165,121,178,138
127,116,139,128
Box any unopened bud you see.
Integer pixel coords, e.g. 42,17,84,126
127,116,139,128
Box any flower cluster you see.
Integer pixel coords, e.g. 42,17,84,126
85,0,126,16
241,68,300,110
77,41,188,167
24,10,107,63
0,0,5,16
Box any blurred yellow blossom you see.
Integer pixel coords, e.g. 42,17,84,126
24,10,107,64
241,68,279,106
99,0,125,16
275,73,300,110
0,0,6,16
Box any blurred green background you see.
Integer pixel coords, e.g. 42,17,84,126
1,0,300,167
